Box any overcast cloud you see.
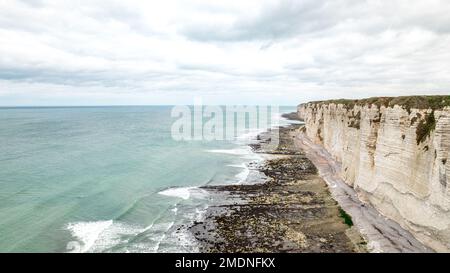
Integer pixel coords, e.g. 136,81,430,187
0,0,449,105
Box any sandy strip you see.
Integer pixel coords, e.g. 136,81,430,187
294,131,432,253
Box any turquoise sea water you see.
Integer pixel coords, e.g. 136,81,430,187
0,105,296,252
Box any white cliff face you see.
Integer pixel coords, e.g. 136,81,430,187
298,103,450,252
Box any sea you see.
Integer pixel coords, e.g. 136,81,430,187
0,105,297,252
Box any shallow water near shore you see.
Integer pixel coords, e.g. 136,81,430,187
0,105,296,252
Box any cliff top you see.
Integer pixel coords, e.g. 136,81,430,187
304,95,450,111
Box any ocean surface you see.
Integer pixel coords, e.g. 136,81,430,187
0,105,297,252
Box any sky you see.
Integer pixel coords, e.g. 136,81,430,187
0,0,449,106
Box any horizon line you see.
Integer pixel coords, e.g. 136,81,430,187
0,104,299,108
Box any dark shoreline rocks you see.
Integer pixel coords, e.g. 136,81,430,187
281,112,303,121
189,124,367,253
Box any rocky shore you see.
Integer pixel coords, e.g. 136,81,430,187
189,123,367,253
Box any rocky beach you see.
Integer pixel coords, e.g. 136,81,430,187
189,121,367,253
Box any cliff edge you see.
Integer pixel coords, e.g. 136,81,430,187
297,95,450,252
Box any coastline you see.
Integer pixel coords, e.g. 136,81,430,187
189,122,367,253
188,115,433,253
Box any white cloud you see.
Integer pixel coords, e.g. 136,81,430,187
0,0,449,106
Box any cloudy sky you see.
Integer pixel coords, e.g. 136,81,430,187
0,0,449,106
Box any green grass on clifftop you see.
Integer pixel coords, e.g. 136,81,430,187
308,95,450,111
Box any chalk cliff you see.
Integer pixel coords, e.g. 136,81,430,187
297,96,450,252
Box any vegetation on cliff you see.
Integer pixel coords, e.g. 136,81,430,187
338,208,354,227
302,95,448,145
416,111,436,144
307,95,450,111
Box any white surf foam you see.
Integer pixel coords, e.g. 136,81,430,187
228,163,246,168
235,167,250,183
155,205,207,253
67,218,170,253
67,219,180,253
158,187,194,200
158,186,207,200
152,221,175,252
66,201,205,253
206,147,252,155
66,220,113,253
229,162,250,184
235,128,265,142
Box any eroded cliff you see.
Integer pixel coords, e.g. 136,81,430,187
297,96,450,252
